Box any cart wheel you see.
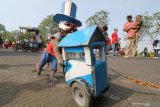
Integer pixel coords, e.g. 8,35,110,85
71,82,92,107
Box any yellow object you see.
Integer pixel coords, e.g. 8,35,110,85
128,77,160,89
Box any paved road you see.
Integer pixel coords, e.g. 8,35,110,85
0,50,160,107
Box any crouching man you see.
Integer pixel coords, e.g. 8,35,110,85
36,0,82,83
36,21,78,83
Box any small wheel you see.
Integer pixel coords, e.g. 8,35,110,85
71,82,92,107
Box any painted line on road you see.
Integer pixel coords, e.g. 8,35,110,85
131,102,149,107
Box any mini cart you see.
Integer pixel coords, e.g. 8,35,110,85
59,26,110,107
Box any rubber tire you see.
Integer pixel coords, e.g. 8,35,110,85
71,82,92,107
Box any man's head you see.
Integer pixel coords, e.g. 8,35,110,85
114,28,118,33
58,21,77,36
35,30,39,35
127,15,132,22
104,32,108,38
99,25,108,32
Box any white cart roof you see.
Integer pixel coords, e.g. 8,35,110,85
59,25,105,47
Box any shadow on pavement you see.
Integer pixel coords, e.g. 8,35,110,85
0,64,35,69
0,75,65,107
92,82,134,107
0,50,40,57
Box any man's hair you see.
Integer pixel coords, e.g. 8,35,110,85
127,15,132,19
102,25,108,31
104,32,108,37
36,30,39,35
137,15,142,18
114,28,118,31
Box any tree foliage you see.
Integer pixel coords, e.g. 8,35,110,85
140,12,160,41
86,10,110,27
38,15,58,40
0,24,5,32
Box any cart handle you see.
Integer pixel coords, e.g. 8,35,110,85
63,59,69,75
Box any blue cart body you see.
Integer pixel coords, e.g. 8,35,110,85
59,25,109,96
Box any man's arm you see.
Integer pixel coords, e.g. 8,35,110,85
132,21,143,29
123,23,131,32
124,27,132,32
123,23,127,32
52,39,63,66
131,25,141,29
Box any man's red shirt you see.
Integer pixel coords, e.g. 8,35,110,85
111,32,118,44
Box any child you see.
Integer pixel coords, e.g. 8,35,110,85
131,15,143,57
133,15,143,39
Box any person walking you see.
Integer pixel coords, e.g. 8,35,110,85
111,28,119,56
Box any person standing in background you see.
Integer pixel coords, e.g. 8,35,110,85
111,28,119,56
104,33,111,55
99,25,109,55
116,38,121,56
123,15,135,58
153,39,160,58
4,38,8,49
0,34,3,48
143,47,148,57
131,15,143,57
34,30,42,51
99,25,108,35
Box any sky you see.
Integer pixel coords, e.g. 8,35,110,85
0,0,160,52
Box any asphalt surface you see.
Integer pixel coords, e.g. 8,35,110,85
0,49,160,107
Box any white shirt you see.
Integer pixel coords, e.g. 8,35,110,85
35,35,42,43
154,42,160,50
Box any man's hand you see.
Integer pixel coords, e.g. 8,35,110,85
59,61,64,67
52,39,64,67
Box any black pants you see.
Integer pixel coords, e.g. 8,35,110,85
154,49,158,57
38,43,42,50
144,52,147,57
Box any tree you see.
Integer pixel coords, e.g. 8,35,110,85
140,12,160,41
9,30,20,41
152,12,160,38
0,24,5,32
38,15,58,40
86,10,110,27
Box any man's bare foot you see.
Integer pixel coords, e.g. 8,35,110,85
48,77,58,83
32,69,37,72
